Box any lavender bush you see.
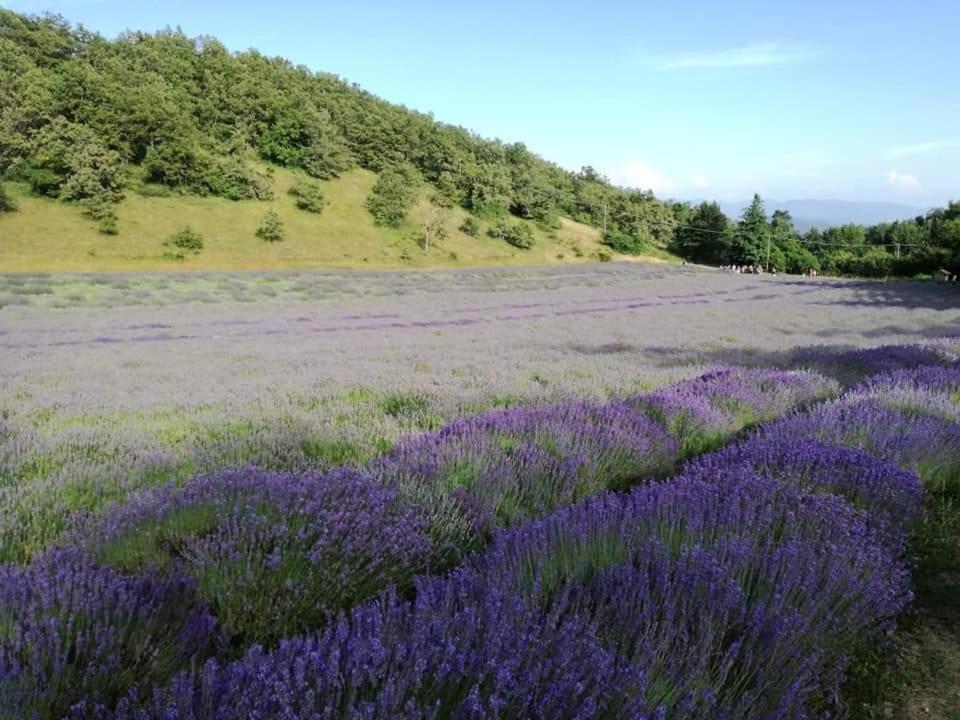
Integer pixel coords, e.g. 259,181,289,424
847,364,960,422
789,342,959,386
0,548,219,720
480,473,912,718
764,399,960,494
629,368,837,456
81,467,437,646
372,400,679,531
681,437,925,553
104,569,648,720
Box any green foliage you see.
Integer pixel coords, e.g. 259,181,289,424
166,226,204,253
256,210,285,242
1,8,956,274
602,228,648,255
14,118,125,208
459,216,480,237
489,220,535,249
288,178,326,214
0,183,17,212
143,140,272,201
83,199,119,235
734,194,769,265
671,202,731,264
366,163,419,227
97,212,118,235
846,247,894,278
782,243,819,275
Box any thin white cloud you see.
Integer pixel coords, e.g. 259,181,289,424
887,170,920,188
612,160,674,193
655,42,814,70
889,138,960,158
692,175,712,189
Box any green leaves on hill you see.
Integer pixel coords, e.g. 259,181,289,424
366,163,420,227
256,210,285,242
0,183,16,213
288,178,326,214
0,9,680,254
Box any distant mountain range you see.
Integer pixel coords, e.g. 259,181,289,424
716,199,930,232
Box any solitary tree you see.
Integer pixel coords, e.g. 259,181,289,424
366,163,420,227
257,210,285,242
735,194,769,265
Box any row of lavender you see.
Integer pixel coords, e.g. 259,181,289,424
2,350,959,718
106,361,959,720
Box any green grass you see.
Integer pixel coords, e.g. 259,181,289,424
0,171,677,272
845,491,960,720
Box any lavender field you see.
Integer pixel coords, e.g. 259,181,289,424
2,263,960,719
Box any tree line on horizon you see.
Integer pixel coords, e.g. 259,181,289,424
674,195,960,277
1,10,957,275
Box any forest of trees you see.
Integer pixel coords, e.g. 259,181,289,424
1,9,958,275
672,195,960,277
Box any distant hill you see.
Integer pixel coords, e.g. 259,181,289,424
718,199,929,232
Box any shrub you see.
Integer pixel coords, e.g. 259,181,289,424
0,548,218,720
256,210,285,242
762,399,960,493
366,163,420,227
166,226,204,254
98,212,119,235
82,199,120,235
602,228,647,255
789,342,956,386
83,468,435,646
847,364,960,423
459,216,480,236
489,219,535,249
682,436,925,553
480,473,910,718
111,569,644,720
629,368,838,457
288,178,326,214
0,183,17,212
373,400,678,533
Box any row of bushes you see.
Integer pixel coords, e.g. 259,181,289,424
2,358,959,717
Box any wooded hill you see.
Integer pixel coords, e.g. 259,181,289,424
0,9,957,275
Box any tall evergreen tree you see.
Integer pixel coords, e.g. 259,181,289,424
735,194,769,265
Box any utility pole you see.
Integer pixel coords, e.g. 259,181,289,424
766,229,771,271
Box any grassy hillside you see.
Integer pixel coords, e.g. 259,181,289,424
0,170,675,272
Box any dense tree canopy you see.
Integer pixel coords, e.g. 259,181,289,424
674,198,960,277
0,9,678,252
0,9,957,275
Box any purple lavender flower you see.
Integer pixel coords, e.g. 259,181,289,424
629,368,836,456
81,467,435,646
373,400,679,530
848,365,960,422
479,472,911,718
0,548,218,720
681,436,925,553
763,399,960,494
790,343,957,386
107,569,650,720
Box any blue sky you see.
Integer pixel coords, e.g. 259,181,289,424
6,0,959,206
